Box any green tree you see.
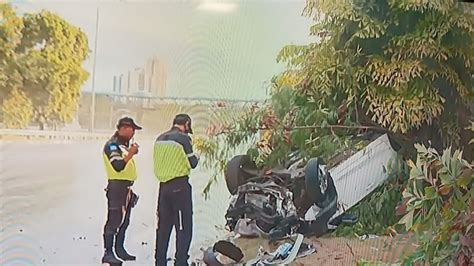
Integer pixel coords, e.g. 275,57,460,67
399,144,473,264
20,10,90,129
2,88,33,129
275,0,473,158
0,3,24,101
0,3,90,129
197,0,474,174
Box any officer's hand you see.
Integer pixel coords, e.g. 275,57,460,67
129,143,139,155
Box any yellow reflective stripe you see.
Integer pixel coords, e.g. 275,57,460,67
103,153,137,181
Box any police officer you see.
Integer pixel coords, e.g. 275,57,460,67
153,114,199,266
101,117,142,264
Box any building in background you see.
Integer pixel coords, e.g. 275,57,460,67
145,56,167,97
129,67,145,94
113,56,167,98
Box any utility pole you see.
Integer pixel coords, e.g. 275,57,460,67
90,7,100,132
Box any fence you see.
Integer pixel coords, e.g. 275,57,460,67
0,129,111,143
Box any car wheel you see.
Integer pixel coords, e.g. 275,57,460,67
224,155,258,195
304,158,327,206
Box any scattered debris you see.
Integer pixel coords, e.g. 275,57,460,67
359,234,379,240
296,243,316,259
247,234,304,265
196,234,313,265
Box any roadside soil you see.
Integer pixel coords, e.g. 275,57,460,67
233,233,417,265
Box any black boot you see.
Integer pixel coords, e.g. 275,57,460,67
102,234,122,264
115,231,136,261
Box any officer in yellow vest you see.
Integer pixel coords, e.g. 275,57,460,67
153,114,199,266
101,117,142,264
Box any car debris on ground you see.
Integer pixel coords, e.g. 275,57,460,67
194,134,398,265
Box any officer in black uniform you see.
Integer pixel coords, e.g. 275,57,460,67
153,114,199,266
101,117,142,264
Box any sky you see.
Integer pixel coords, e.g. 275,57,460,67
10,0,314,100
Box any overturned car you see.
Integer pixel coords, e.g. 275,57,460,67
223,134,397,240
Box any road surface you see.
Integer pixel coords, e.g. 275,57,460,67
0,137,231,265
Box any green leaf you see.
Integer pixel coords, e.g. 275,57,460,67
452,197,467,211
424,186,437,200
415,143,428,154
456,174,473,189
439,171,452,185
399,209,415,231
402,190,413,199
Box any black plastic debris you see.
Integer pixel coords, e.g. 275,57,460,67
214,240,244,262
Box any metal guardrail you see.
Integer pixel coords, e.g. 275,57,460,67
96,91,267,104
0,129,111,142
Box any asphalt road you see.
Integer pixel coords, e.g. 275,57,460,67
0,138,231,265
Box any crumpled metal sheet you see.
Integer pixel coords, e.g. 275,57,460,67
234,218,266,238
229,180,298,217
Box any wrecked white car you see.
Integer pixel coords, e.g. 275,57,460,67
194,134,398,265
223,134,397,240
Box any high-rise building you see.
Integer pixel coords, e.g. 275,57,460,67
114,56,167,97
113,76,119,92
145,59,153,93
118,74,128,93
128,67,145,95
145,56,167,98
138,70,145,91
122,72,130,94
117,75,122,93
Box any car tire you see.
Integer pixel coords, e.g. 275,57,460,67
387,133,402,151
224,155,258,195
304,157,327,206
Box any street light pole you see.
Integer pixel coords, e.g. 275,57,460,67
90,6,100,132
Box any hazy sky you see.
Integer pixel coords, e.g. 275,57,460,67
11,0,314,100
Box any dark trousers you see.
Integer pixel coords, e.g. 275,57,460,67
155,177,193,266
103,180,135,248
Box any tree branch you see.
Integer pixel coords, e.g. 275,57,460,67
209,124,390,137
292,124,388,131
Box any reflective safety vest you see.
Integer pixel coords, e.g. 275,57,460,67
103,145,137,181
153,140,191,183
